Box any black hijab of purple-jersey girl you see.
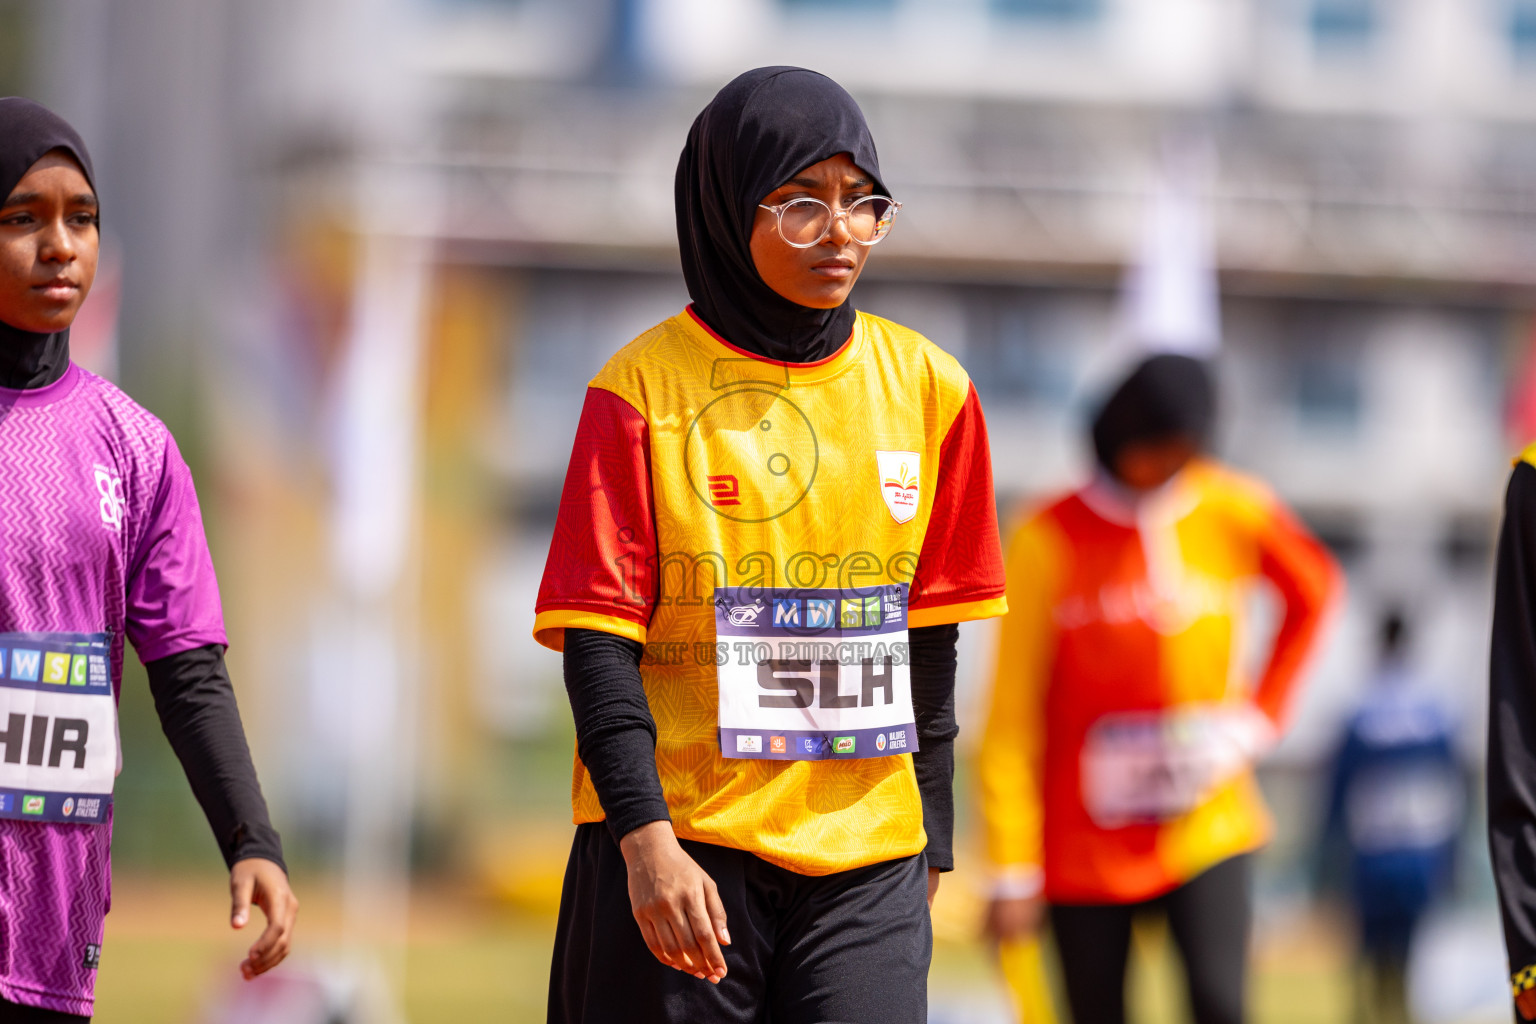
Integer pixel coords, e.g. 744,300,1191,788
0,97,98,390
675,66,889,364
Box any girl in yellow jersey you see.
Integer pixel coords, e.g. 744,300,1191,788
979,355,1340,1024
535,67,1006,1023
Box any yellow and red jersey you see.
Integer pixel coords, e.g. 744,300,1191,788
535,307,1007,875
978,460,1340,903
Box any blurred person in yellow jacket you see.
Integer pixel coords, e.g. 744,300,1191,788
979,353,1341,1024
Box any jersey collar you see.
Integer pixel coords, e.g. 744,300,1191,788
681,305,863,385
0,361,81,409
1077,464,1202,529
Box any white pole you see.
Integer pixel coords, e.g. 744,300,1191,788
328,192,432,1015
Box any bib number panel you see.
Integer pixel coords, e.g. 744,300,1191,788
714,585,917,761
1081,709,1223,827
0,633,115,824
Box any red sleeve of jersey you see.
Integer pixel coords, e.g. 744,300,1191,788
1251,496,1343,726
908,382,1008,626
533,386,657,652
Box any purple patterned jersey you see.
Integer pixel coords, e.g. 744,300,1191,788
0,363,226,1015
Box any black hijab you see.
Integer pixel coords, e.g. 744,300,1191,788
0,98,97,390
1091,354,1216,473
675,67,888,364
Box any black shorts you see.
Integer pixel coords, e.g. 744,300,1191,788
548,822,931,1024
1049,854,1252,1024
0,998,87,1023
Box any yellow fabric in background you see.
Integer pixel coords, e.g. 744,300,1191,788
998,937,1059,1024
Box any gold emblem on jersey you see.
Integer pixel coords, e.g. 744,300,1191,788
875,450,920,524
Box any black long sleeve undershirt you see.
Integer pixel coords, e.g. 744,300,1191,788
144,644,285,872
909,622,959,872
563,623,961,869
562,628,668,845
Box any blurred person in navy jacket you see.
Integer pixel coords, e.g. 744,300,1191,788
1325,609,1463,1024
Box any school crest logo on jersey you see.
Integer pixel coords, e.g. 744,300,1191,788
93,464,124,532
875,451,920,524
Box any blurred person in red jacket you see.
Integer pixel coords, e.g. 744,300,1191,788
979,354,1341,1024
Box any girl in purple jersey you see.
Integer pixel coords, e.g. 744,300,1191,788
0,98,297,1021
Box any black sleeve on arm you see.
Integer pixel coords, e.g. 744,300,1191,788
144,645,285,872
563,627,671,845
910,622,960,873
1490,460,1536,996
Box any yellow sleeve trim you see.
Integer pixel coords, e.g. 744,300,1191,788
1514,963,1536,996
533,609,648,653
1520,440,1536,468
908,596,1009,629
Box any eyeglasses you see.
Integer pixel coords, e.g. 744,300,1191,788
756,195,902,248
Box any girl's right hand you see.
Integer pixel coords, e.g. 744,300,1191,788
984,895,1046,942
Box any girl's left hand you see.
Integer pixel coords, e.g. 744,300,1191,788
229,857,299,980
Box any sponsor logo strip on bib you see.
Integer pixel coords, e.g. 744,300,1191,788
714,585,917,762
0,633,115,824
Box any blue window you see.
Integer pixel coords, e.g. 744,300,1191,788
991,0,1102,21
993,343,1074,406
1511,0,1536,63
970,303,1079,408
1293,351,1362,432
1310,0,1377,52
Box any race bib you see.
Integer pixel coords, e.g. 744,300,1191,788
714,585,917,761
0,633,115,824
1345,763,1463,853
1080,709,1221,828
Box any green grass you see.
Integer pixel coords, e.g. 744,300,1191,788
93,877,559,1024
94,934,237,1024
400,919,555,1023
92,924,559,1024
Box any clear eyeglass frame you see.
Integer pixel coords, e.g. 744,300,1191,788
756,194,903,248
